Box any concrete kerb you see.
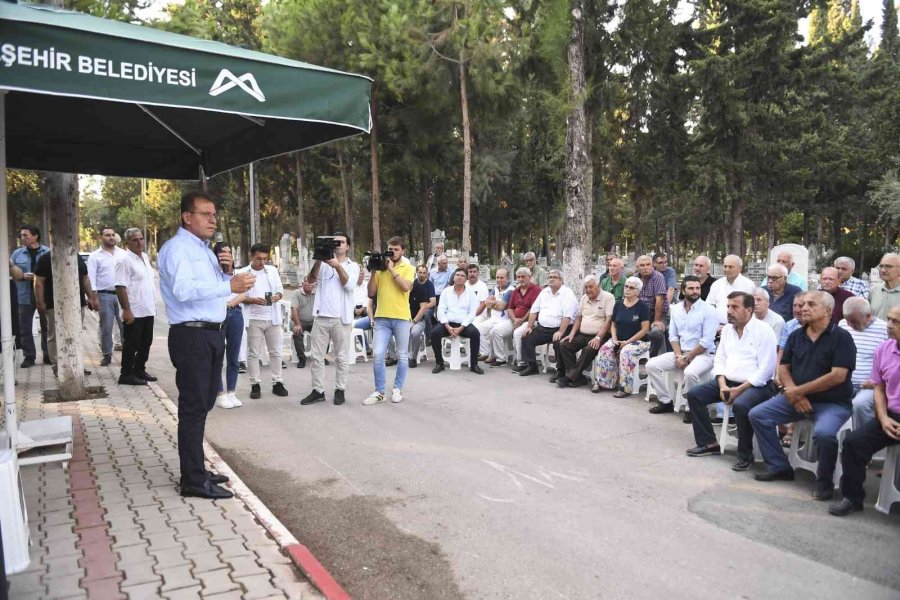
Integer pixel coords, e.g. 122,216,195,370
145,381,351,600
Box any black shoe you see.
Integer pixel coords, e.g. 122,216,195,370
118,374,148,386
282,361,288,369
43,356,53,365
84,369,92,376
137,371,158,382
333,389,345,405
470,365,484,375
180,481,233,500
386,358,398,367
238,361,247,373
732,457,753,471
250,383,261,399
569,375,589,388
686,445,721,457
100,355,112,367
272,382,289,397
556,376,570,388
682,411,692,424
20,357,35,368
300,390,325,405
812,487,835,501
409,358,418,368
490,360,507,368
518,363,539,377
828,498,863,516
432,363,445,374
649,402,674,414
549,373,560,384
297,356,306,368
511,363,528,373
208,472,230,485
755,469,795,482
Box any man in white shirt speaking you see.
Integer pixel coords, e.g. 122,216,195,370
114,228,158,386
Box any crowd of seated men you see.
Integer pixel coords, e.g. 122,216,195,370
417,250,900,517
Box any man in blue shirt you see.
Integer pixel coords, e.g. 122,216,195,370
10,224,49,367
159,191,255,500
763,264,802,322
431,268,484,375
653,252,678,304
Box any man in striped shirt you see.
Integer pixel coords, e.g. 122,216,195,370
839,297,888,429
833,256,869,299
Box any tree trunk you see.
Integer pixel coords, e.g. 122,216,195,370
337,146,354,240
370,86,382,250
802,211,810,247
295,153,306,247
249,164,261,246
728,196,745,256
832,209,843,250
561,0,592,296
423,184,433,257
766,209,776,252
47,173,86,400
459,53,473,259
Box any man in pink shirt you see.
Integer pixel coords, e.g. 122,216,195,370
830,305,900,516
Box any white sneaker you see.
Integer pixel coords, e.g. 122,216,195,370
362,391,386,406
391,388,403,403
228,392,243,407
215,394,236,409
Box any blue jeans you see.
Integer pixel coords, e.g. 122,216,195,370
687,379,775,459
749,394,851,489
220,307,244,392
373,318,410,393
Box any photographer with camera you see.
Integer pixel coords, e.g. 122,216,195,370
363,236,416,405
300,232,360,406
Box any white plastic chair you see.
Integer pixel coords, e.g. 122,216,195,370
875,444,900,515
622,348,650,398
442,337,471,370
788,418,850,488
671,369,714,413
350,328,368,363
416,332,428,364
716,403,762,460
536,343,556,373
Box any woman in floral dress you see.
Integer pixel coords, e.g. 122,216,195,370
593,276,650,395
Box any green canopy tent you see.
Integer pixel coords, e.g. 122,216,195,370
0,0,370,504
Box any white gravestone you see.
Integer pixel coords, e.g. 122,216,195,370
769,243,809,288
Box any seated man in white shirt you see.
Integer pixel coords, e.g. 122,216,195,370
685,291,778,471
647,276,720,421
475,268,513,361
431,268,485,375
515,269,578,377
465,263,490,324
753,287,785,340
706,254,756,324
839,297,888,429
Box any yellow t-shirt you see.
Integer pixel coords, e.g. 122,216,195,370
374,260,416,320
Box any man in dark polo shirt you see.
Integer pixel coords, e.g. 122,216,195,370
763,263,801,322
748,291,855,500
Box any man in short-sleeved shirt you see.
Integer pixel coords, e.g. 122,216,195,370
34,252,95,366
474,268,513,361
490,268,542,367
749,291,855,498
554,276,614,387
601,257,626,301
636,255,668,356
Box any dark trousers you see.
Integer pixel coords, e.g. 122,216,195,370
555,332,604,381
17,303,48,360
291,319,314,359
839,411,900,505
522,324,567,364
648,325,666,357
221,307,245,392
431,322,480,367
687,379,775,459
169,326,225,488
120,316,154,377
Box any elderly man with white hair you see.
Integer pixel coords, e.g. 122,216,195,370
832,256,869,299
762,263,801,322
819,266,854,324
515,269,578,377
690,255,718,301
522,252,548,287
762,250,808,291
838,297,888,429
474,267,515,362
553,275,614,388
425,242,445,272
706,254,756,324
489,267,541,367
870,253,900,320
753,287,785,340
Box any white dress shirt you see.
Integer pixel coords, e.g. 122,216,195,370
115,250,157,318
236,264,285,325
530,285,578,328
713,317,778,387
756,309,785,341
88,246,125,291
707,274,756,323
438,285,479,326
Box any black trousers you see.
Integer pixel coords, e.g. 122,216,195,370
839,410,900,505
291,319,314,358
687,379,775,459
555,332,605,381
431,322,480,367
169,326,225,487
121,316,154,376
522,324,568,364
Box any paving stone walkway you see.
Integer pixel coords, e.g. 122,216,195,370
4,331,322,600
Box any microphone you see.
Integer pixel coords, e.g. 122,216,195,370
212,232,227,270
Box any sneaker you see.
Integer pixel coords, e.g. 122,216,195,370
362,391,386,405
215,394,236,409
511,363,528,373
334,389,345,405
731,457,753,471
272,382,289,397
300,390,326,405
391,388,403,403
250,383,261,399
228,392,243,407
238,361,247,373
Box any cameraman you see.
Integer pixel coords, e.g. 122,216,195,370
300,232,360,407
363,236,415,405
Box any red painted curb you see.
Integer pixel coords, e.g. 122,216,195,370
284,543,351,600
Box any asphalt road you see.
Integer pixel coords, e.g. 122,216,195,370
131,301,899,600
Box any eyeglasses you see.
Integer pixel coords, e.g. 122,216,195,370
878,264,898,270
768,275,784,280
191,211,218,221
624,284,639,290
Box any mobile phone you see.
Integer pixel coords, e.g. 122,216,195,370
265,292,272,305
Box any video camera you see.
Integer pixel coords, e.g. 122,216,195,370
363,250,392,272
313,236,341,261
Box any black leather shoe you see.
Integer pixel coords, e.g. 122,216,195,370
511,363,528,373
518,363,539,377
556,376,570,388
755,469,795,482
208,472,230,485
43,356,53,365
180,481,233,500
649,402,674,414
569,375,589,388
686,445,721,457
297,356,306,368
300,390,325,405
137,371,158,382
432,363,445,374
20,357,35,368
682,411,693,424
250,383,261,399
470,365,484,375
118,374,148,386
549,373,559,384
732,457,753,471
828,498,863,516
812,488,835,501
272,382,289,397
334,389,345,405
409,358,418,368
100,355,112,367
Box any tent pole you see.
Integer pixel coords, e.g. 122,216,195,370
249,162,257,245
0,91,19,449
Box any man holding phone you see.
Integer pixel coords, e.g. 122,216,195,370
684,292,778,471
